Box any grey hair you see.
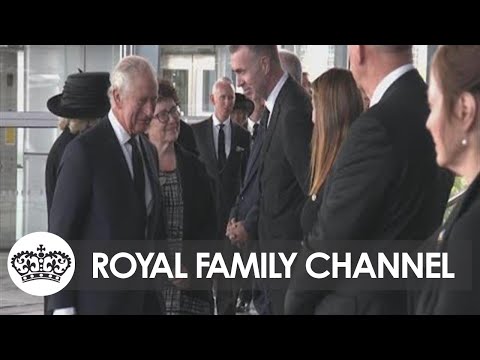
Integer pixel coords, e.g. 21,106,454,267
278,49,303,83
212,77,235,94
108,55,156,104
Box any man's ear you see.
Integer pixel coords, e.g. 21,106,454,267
457,91,478,132
260,56,270,75
210,93,215,106
113,88,122,109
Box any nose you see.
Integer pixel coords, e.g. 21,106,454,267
426,113,433,133
236,77,244,88
145,100,155,118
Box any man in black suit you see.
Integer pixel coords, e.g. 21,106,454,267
230,45,313,315
47,55,165,315
227,95,268,313
286,45,453,315
191,78,250,315
44,71,111,315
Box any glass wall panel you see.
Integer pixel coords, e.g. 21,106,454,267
0,45,120,249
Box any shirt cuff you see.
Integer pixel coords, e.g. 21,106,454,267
53,307,77,315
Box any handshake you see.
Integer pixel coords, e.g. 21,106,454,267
226,219,249,248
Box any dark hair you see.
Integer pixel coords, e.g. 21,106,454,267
229,45,280,65
432,45,480,119
157,79,180,105
309,68,363,195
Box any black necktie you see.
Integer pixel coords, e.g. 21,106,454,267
252,123,259,143
218,124,226,170
129,137,146,213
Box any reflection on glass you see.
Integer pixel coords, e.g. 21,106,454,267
162,69,189,116
203,70,216,113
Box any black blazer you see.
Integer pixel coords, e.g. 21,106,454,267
192,117,250,242
289,69,454,315
174,144,217,298
45,127,76,216
229,120,265,240
258,76,313,253
414,173,480,315
177,120,199,156
47,117,165,315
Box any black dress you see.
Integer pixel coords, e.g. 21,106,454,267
413,173,480,315
301,192,323,237
284,191,324,315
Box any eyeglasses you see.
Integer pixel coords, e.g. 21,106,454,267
154,106,183,123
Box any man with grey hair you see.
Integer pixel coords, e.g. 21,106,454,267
278,49,303,84
230,45,312,315
48,55,166,315
286,45,453,314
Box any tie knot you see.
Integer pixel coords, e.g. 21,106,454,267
128,137,137,146
219,123,225,130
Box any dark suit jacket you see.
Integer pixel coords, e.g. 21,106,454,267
45,127,76,216
229,120,265,240
289,69,453,315
414,173,480,315
173,144,216,299
177,120,199,156
192,117,250,243
258,76,313,253
47,117,165,315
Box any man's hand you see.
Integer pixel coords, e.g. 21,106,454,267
227,220,249,248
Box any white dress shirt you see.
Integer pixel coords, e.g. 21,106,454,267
212,114,232,158
247,118,259,137
369,64,415,108
108,110,152,214
265,72,289,128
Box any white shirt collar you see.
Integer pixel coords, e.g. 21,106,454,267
369,64,415,108
247,118,258,134
108,109,132,145
265,72,289,114
212,113,231,128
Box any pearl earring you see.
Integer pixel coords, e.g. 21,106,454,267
462,138,468,146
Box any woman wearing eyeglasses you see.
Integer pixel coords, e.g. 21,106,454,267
147,79,216,315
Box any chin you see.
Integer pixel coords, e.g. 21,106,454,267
436,154,447,168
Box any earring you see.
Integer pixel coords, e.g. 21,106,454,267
462,138,468,146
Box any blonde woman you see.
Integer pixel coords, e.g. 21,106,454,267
45,72,110,216
286,68,363,314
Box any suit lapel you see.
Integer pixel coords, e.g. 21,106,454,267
229,121,238,162
204,117,218,172
262,78,290,157
242,125,264,190
102,118,135,189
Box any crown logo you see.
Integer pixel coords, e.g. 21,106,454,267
10,244,72,283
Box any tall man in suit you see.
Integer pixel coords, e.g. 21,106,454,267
47,55,165,315
286,45,454,315
230,45,313,315
192,78,250,315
